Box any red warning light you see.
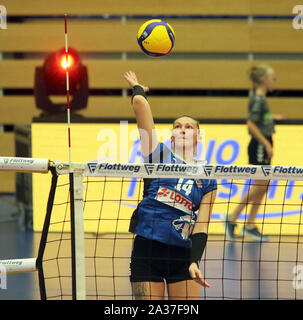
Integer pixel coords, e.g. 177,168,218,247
34,47,89,115
60,54,74,70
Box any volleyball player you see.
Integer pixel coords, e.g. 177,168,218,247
225,64,279,242
124,71,217,300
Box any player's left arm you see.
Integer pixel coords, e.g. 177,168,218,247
188,188,217,287
193,188,217,234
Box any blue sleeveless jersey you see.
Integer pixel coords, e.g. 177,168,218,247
129,143,217,248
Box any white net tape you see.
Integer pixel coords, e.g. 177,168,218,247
0,157,49,173
54,160,303,181
1,157,302,181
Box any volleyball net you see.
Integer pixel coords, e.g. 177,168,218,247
0,156,303,299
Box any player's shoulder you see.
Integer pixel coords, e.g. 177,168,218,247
250,92,266,104
201,178,217,190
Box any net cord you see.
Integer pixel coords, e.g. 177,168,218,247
36,166,86,300
36,166,58,300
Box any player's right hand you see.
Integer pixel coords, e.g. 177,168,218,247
124,71,149,92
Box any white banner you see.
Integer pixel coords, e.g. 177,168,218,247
0,157,49,173
81,161,303,181
0,258,36,273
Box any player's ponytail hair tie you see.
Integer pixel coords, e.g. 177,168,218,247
132,85,147,103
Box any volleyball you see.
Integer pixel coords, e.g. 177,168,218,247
137,19,175,57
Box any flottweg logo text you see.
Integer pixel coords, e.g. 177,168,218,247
273,166,303,175
214,165,257,175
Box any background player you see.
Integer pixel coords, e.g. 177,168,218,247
224,64,282,242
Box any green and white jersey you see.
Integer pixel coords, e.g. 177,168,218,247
247,92,275,137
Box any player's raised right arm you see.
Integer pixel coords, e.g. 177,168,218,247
124,71,158,157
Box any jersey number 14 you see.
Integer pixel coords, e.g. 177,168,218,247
175,178,193,196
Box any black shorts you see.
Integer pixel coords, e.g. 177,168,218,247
130,235,192,284
248,136,273,165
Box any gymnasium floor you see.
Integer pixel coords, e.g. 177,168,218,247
0,195,302,300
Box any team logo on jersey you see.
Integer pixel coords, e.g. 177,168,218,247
155,186,193,214
172,215,195,240
195,179,203,188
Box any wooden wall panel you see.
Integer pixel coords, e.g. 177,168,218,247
0,20,251,53
3,0,298,16
2,20,302,53
0,133,15,193
1,60,303,89
0,96,302,124
2,0,251,16
251,21,303,53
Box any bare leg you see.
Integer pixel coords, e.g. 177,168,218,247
167,280,200,300
131,281,165,300
246,180,270,226
229,180,270,225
